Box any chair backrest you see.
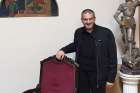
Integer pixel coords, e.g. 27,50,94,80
40,56,78,93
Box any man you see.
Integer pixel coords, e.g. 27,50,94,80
56,9,117,93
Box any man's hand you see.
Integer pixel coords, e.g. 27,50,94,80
106,82,114,93
106,82,114,88
56,50,65,60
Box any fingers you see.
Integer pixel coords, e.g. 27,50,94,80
56,50,65,60
106,82,114,88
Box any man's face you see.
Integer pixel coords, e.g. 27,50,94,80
81,13,95,32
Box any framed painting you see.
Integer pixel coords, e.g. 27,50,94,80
0,0,59,17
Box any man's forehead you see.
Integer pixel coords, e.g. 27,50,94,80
83,11,95,16
82,13,94,18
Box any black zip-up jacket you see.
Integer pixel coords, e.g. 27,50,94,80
61,24,117,85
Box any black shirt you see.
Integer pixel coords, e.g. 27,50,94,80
78,29,97,71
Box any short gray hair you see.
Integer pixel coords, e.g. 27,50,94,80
81,9,95,17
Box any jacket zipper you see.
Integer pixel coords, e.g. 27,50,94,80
96,43,99,88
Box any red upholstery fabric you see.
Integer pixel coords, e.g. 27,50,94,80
40,61,76,93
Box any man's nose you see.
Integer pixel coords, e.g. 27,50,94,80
87,19,91,23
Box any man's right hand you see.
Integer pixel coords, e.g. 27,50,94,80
56,50,65,60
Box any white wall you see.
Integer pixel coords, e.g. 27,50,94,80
0,0,138,93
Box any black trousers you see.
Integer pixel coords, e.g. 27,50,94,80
77,71,105,93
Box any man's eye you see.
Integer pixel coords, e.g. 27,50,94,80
83,19,88,21
89,18,93,20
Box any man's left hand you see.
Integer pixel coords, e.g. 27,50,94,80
106,82,114,88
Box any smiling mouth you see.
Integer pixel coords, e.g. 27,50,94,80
86,24,92,27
